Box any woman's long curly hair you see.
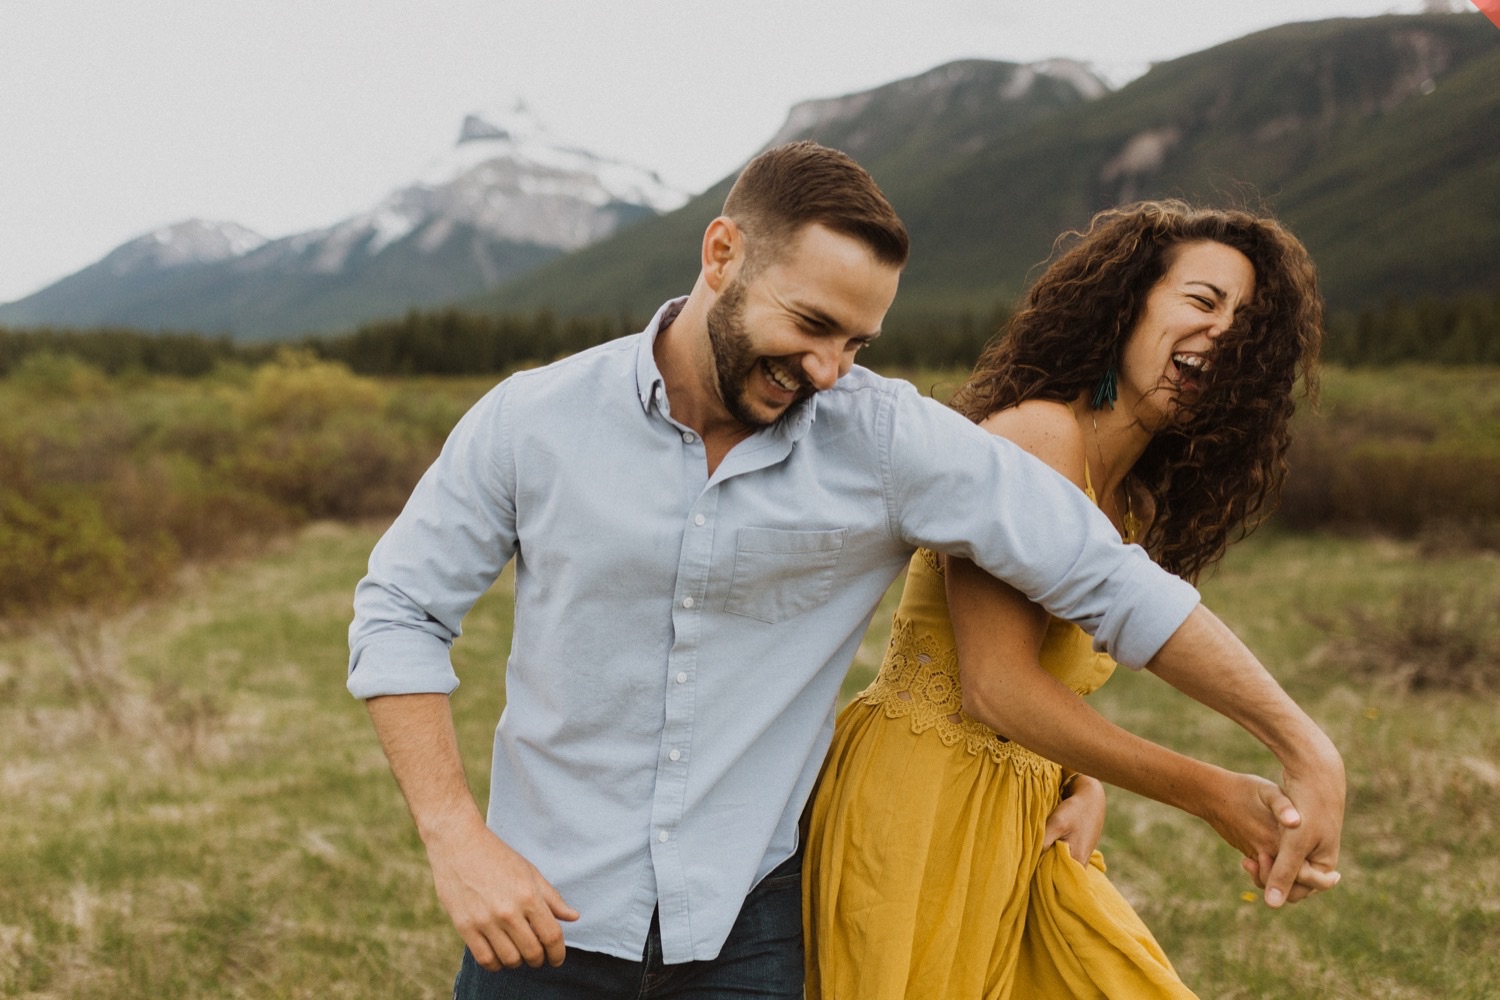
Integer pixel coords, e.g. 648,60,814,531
948,200,1323,583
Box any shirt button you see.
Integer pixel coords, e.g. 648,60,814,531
682,597,694,609
669,749,682,761
658,831,669,843
682,431,696,443
676,672,688,684
693,514,706,526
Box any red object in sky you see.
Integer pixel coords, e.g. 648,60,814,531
1474,0,1500,30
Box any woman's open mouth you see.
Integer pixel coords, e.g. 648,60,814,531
1172,353,1209,390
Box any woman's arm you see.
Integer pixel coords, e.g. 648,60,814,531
949,557,1304,886
953,401,1342,904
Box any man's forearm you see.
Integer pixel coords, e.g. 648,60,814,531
366,692,488,843
365,692,579,967
1149,603,1346,903
1147,606,1342,775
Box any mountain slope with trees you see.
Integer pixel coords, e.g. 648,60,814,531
476,13,1499,340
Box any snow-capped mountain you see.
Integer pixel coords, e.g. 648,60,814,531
425,106,687,234
271,104,688,275
99,220,268,276
0,107,688,339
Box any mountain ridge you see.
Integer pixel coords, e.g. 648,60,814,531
0,106,687,339
477,12,1499,332
3,13,1494,341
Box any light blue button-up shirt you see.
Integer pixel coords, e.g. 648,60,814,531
348,298,1199,964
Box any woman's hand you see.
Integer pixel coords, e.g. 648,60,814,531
1199,770,1293,871
1042,774,1106,865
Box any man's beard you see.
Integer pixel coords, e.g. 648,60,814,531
705,277,813,428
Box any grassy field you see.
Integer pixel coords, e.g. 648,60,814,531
2,518,1497,998
2,362,1498,997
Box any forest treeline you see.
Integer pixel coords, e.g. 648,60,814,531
2,290,1498,377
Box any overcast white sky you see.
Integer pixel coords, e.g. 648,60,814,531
0,0,1470,304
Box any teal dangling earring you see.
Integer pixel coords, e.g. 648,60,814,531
1091,367,1117,410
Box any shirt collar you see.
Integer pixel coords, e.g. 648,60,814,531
633,296,819,442
635,297,684,413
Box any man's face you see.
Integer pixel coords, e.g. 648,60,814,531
706,274,814,428
703,224,901,429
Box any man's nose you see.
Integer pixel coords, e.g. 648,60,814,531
802,344,843,390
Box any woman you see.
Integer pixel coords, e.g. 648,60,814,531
804,201,1333,998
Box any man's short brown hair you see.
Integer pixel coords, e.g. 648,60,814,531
722,141,909,272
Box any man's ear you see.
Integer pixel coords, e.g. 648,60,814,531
701,216,744,293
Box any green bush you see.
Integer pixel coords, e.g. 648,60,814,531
0,355,452,622
0,487,136,617
7,351,113,400
1314,586,1500,693
1,357,1492,625
1277,365,1500,539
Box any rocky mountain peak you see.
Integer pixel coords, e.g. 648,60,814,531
766,58,1111,152
102,219,267,277
456,102,550,145
421,104,686,216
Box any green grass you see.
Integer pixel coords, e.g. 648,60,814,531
1083,530,1500,999
2,521,1497,997
0,523,507,997
3,363,1498,996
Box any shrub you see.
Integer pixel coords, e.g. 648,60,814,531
7,352,112,400
103,454,292,563
1315,587,1500,693
1277,368,1500,538
241,348,382,431
233,412,430,520
231,351,432,519
0,487,137,617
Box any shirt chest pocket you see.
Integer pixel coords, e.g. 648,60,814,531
724,527,848,624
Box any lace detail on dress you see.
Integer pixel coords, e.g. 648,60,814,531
857,614,1059,777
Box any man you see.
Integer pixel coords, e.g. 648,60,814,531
349,141,1344,998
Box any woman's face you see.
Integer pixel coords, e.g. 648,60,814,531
1117,239,1255,427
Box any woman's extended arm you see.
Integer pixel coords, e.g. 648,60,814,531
951,401,1343,905
948,556,1311,896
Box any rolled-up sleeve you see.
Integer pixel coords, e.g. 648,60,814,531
881,383,1199,669
347,381,519,698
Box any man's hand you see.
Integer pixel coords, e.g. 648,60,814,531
1201,769,1342,906
1242,753,1346,907
426,816,579,970
363,694,580,969
1268,755,1346,905
1042,775,1106,865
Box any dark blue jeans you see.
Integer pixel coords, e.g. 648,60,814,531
452,852,803,999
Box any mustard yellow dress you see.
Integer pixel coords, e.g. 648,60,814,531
804,511,1196,998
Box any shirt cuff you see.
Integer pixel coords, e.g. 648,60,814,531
347,627,461,699
1095,554,1201,669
